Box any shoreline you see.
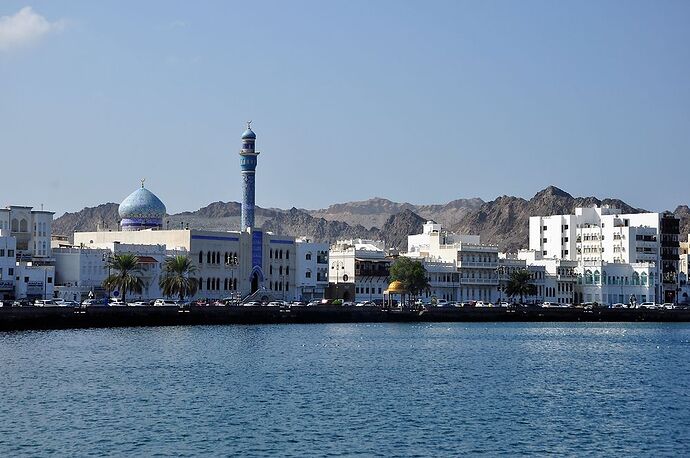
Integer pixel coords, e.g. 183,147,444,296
1,305,690,331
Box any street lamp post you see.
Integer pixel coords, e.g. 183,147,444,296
103,252,112,302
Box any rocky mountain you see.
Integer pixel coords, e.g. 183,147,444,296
306,197,483,229
52,186,688,253
52,203,121,234
379,209,427,251
675,205,690,242
260,208,377,242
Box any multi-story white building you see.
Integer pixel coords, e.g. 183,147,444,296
0,206,54,262
53,243,172,302
295,238,329,301
405,222,499,303
0,231,17,300
0,206,55,301
517,251,579,305
498,254,548,304
74,227,296,302
328,239,390,303
529,206,680,303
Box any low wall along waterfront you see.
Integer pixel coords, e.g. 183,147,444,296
1,305,690,331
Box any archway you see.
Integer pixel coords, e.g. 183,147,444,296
251,272,260,294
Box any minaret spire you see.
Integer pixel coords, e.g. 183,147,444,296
239,122,259,230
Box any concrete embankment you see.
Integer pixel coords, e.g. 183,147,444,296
1,306,690,331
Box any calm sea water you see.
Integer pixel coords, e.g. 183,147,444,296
1,323,689,456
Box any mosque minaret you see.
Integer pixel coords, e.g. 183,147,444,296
239,121,259,230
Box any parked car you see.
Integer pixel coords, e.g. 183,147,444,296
435,299,450,307
34,299,58,307
661,303,676,310
82,298,109,307
342,301,356,307
109,298,127,306
153,299,178,306
128,301,149,306
639,302,657,309
475,301,494,308
356,301,375,307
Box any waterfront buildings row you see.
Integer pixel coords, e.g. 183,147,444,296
1,125,686,306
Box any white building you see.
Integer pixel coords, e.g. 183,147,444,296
53,243,171,302
529,206,680,303
74,227,297,302
295,238,329,301
328,239,390,303
0,231,17,300
406,222,499,303
498,254,548,304
0,206,54,262
0,206,55,301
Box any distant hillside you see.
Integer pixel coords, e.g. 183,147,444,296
52,186,688,253
307,196,483,229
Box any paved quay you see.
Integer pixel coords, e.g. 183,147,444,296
1,305,690,331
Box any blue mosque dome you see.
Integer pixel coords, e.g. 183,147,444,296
241,128,256,140
118,181,166,231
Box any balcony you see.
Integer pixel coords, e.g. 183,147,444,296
457,261,498,269
460,277,498,285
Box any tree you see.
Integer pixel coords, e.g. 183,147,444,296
159,255,199,301
504,269,537,305
103,253,144,304
389,257,430,299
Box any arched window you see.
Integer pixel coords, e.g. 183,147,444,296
585,270,593,284
207,278,211,290
593,270,600,284
602,271,607,285
11,219,18,232
286,266,290,275
285,282,289,292
279,266,283,275
632,272,640,285
577,274,583,284
224,278,228,290
286,251,290,260
279,250,283,259
207,252,211,263
199,277,203,291
306,253,312,261
199,251,203,264
269,265,273,275
217,252,221,264
233,278,237,290
270,249,273,259
234,253,238,264
640,272,647,286
20,219,27,232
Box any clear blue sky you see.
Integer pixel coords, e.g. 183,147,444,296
1,1,689,216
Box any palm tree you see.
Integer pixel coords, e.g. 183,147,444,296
504,269,537,305
159,255,199,301
103,253,144,304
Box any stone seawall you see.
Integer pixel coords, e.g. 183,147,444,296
1,306,689,331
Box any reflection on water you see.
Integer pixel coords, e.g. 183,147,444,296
1,323,689,456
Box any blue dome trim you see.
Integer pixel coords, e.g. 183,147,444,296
241,128,256,140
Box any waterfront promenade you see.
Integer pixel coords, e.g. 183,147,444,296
1,305,690,331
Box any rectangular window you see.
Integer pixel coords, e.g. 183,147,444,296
0,249,4,257
543,226,547,231
24,276,29,283
8,268,13,276
542,251,547,255
543,238,547,243
8,250,14,257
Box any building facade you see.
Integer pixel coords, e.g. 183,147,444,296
328,239,390,302
295,238,329,301
406,222,499,303
529,206,679,303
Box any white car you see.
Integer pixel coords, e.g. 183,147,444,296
475,301,494,308
109,299,127,306
153,299,178,306
639,302,657,309
128,301,150,307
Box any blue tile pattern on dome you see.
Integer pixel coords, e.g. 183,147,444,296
241,128,256,140
118,186,166,231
